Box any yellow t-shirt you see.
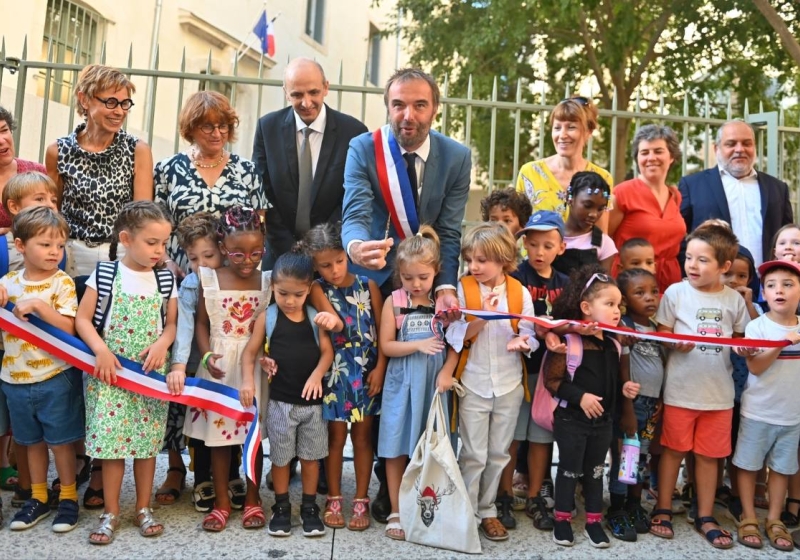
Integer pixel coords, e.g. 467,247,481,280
515,159,614,220
0,269,78,384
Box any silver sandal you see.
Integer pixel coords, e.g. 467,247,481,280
135,507,164,537
89,512,120,545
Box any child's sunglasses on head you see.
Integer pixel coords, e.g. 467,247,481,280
580,272,610,298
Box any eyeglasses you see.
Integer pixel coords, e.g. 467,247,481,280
560,96,590,106
226,250,264,264
580,272,611,298
94,96,135,110
199,123,230,134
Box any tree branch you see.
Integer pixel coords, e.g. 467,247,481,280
751,0,800,67
627,8,672,92
577,8,612,104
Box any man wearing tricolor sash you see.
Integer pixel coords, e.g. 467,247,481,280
342,68,471,524
342,68,471,307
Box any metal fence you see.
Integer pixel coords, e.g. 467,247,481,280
2,37,799,213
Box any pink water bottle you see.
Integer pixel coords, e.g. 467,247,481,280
618,434,640,485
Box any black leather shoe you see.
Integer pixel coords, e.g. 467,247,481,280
371,485,391,524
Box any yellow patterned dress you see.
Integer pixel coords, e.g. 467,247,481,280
515,159,614,220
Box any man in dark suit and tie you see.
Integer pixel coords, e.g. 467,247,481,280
679,119,793,269
253,58,367,265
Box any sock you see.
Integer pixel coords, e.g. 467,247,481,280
275,492,290,505
586,512,603,524
554,510,572,522
60,482,78,502
32,482,48,504
302,493,317,505
609,492,625,511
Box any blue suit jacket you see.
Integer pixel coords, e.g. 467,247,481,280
678,167,793,263
341,129,472,289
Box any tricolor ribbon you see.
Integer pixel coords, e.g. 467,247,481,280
459,308,789,349
0,304,262,484
373,124,419,240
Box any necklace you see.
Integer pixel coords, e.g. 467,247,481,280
191,147,226,168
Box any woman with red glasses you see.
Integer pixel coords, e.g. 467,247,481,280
155,91,269,277
516,96,614,232
46,64,153,278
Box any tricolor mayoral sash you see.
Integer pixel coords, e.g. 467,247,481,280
373,124,420,240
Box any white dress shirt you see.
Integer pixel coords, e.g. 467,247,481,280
719,165,762,266
293,104,327,176
446,279,538,398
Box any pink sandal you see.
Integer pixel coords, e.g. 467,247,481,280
348,497,371,531
202,508,230,532
323,496,345,529
242,503,266,529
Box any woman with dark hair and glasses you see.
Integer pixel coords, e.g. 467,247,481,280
516,96,614,232
155,91,269,276
45,64,154,278
607,124,685,292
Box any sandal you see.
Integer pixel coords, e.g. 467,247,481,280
83,464,104,510
0,465,19,490
385,512,405,540
766,519,794,552
135,507,164,537
11,485,32,508
323,495,345,529
76,454,92,487
526,496,554,530
228,478,247,510
203,507,231,532
781,497,800,528
649,508,674,539
88,512,120,545
348,498,370,531
694,516,734,549
155,465,187,506
736,517,763,549
480,516,509,541
243,503,266,529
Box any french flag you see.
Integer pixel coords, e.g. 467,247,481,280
253,10,276,57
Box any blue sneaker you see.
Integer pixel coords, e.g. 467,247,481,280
52,499,79,533
10,499,50,530
606,509,637,542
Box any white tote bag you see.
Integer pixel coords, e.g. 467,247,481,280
399,392,481,554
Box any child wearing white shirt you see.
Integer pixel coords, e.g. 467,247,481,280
442,223,538,542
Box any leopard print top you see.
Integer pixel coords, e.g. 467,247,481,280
56,123,138,242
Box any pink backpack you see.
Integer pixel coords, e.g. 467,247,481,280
531,333,621,431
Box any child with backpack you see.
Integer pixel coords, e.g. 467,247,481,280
540,265,639,548
240,250,337,538
75,201,177,544
443,222,537,542
552,171,617,275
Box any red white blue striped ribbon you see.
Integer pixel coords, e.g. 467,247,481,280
373,124,419,240
0,304,262,484
460,308,789,349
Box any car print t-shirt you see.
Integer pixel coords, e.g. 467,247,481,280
655,279,749,410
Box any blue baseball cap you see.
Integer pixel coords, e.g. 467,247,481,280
517,210,565,238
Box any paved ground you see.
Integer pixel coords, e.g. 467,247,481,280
0,444,795,559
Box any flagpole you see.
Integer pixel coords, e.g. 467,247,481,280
232,1,268,62
238,12,281,62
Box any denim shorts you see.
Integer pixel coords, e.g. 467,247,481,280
1,367,85,446
732,416,800,475
514,374,554,444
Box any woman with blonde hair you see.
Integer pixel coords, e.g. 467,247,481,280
516,97,614,231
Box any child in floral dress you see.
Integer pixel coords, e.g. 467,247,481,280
302,222,386,531
75,201,177,544
182,205,271,532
